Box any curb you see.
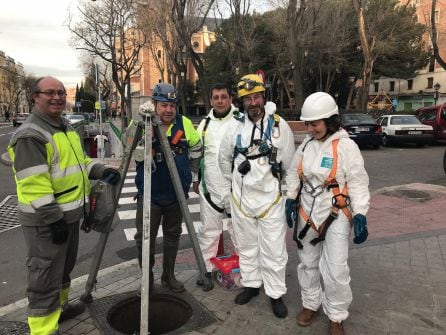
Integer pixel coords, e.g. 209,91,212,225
0,152,11,167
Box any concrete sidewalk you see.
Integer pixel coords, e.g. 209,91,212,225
1,182,446,335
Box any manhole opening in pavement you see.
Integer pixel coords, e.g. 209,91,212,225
0,195,19,233
87,288,216,335
0,321,29,335
108,294,192,335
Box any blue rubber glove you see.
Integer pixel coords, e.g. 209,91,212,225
102,168,121,185
285,199,297,228
353,214,368,244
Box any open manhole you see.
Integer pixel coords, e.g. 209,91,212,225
108,294,192,335
87,288,216,335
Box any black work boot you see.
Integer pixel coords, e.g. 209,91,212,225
234,287,260,305
196,272,214,291
271,297,288,318
59,301,86,323
161,241,185,293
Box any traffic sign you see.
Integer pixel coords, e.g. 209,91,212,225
75,102,82,108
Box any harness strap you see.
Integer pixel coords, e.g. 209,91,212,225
204,192,225,213
296,139,353,246
231,192,281,219
199,116,226,213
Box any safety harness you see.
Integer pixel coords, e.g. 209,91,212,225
199,117,225,213
293,138,353,249
231,113,282,219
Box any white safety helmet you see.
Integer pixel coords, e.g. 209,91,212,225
300,92,339,121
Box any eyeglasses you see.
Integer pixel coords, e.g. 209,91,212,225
237,79,264,91
36,90,67,98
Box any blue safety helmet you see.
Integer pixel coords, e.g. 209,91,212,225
151,83,177,102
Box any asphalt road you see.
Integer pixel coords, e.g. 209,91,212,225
0,127,445,307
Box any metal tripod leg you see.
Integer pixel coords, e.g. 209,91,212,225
80,122,144,303
152,116,212,291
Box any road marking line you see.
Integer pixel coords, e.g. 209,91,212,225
118,197,135,205
121,186,138,193
123,221,204,240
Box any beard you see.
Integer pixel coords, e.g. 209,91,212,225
247,105,264,121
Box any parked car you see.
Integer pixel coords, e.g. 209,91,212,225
376,114,433,146
340,112,382,149
415,103,446,142
12,113,29,127
65,114,86,125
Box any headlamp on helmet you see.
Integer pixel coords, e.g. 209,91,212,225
152,83,177,103
237,74,266,98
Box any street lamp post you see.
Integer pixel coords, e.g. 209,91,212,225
434,82,441,106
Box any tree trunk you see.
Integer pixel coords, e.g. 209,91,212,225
353,0,374,111
431,0,446,69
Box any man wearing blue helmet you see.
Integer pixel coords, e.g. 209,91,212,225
134,83,202,293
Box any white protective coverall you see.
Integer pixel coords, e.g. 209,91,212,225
219,102,295,299
196,104,238,271
285,128,370,322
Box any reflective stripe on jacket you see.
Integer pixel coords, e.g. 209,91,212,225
135,114,201,205
8,111,99,226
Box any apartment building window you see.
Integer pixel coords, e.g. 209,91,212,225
407,79,413,90
157,50,162,58
389,81,395,92
427,77,434,89
429,55,435,72
374,82,379,92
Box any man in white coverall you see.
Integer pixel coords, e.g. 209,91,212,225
285,92,369,335
194,83,239,291
219,74,295,318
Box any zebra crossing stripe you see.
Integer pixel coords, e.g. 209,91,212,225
123,220,203,240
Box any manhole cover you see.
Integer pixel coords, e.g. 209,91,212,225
0,195,19,233
0,321,29,334
381,189,432,202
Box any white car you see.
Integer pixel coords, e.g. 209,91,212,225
65,114,86,125
376,114,433,147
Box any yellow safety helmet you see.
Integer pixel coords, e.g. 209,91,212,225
237,74,265,98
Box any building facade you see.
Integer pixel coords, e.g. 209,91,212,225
0,50,29,116
125,24,217,120
369,0,446,112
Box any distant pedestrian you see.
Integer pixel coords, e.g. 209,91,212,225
4,111,11,122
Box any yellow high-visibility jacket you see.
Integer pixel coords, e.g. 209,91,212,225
8,110,106,226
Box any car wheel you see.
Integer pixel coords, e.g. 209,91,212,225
382,134,390,147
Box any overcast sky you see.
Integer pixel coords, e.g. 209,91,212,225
0,0,83,88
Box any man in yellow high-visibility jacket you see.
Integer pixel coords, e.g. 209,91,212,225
8,76,120,335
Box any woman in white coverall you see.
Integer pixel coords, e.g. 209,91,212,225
285,92,369,335
219,74,295,318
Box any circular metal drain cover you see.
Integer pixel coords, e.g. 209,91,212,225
107,294,193,335
382,189,431,202
0,321,29,334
